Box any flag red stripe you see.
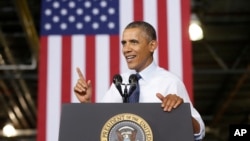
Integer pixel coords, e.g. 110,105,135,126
109,35,120,84
37,36,48,141
133,0,143,21
61,36,72,103
86,36,96,102
157,0,168,69
181,0,193,102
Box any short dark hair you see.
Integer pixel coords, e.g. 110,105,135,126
125,21,157,41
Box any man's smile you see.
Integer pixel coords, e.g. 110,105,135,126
125,55,136,62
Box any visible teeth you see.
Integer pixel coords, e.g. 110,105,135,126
126,55,135,59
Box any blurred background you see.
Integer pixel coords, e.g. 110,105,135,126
0,0,250,140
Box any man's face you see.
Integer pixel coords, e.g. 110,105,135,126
121,28,156,72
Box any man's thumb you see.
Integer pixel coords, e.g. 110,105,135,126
156,93,164,101
87,80,92,88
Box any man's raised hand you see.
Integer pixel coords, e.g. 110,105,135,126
74,67,92,103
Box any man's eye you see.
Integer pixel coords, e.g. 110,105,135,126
121,41,126,46
131,41,138,44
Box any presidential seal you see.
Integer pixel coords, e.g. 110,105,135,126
100,113,153,141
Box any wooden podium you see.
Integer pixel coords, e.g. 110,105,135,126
58,103,194,141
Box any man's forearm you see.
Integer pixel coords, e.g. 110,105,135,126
192,117,201,134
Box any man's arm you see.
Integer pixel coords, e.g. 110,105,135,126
156,93,204,140
192,117,201,134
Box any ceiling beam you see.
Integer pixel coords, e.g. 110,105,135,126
210,65,250,127
14,0,39,61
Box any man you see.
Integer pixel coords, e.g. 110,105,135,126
74,21,205,140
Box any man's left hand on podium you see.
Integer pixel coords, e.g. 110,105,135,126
156,93,184,112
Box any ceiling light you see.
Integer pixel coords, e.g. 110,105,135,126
2,123,17,137
189,14,203,41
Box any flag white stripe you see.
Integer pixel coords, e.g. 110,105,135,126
119,0,133,74
71,35,85,103
143,0,159,65
96,35,110,102
167,0,183,79
47,36,62,141
143,0,157,29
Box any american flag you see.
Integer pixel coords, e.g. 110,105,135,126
38,0,192,141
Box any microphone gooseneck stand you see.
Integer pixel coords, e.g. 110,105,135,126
123,84,129,103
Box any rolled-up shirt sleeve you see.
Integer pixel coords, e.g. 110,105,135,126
192,108,205,140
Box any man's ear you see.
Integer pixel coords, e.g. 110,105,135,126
149,40,158,52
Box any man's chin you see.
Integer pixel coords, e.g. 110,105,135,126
127,64,135,70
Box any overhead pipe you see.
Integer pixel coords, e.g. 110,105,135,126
0,54,36,70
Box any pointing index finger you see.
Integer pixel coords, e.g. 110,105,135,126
76,67,85,80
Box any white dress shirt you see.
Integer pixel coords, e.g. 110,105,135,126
101,61,205,140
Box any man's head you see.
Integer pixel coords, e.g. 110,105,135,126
121,21,158,72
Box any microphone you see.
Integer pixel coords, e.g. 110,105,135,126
112,74,123,97
128,74,138,96
112,74,138,103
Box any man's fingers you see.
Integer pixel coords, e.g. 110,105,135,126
156,93,168,108
78,79,88,88
74,86,84,93
166,100,176,111
76,67,85,79
74,78,88,93
173,98,183,108
74,83,86,93
157,94,184,112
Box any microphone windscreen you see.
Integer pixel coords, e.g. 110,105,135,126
128,74,138,95
113,74,122,84
112,74,123,96
129,74,138,84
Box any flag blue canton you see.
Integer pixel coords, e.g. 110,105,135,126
40,0,119,35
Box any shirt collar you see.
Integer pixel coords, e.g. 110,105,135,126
137,61,157,82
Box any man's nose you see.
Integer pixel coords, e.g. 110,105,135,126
123,44,132,52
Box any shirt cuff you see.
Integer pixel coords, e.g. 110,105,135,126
194,126,205,141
